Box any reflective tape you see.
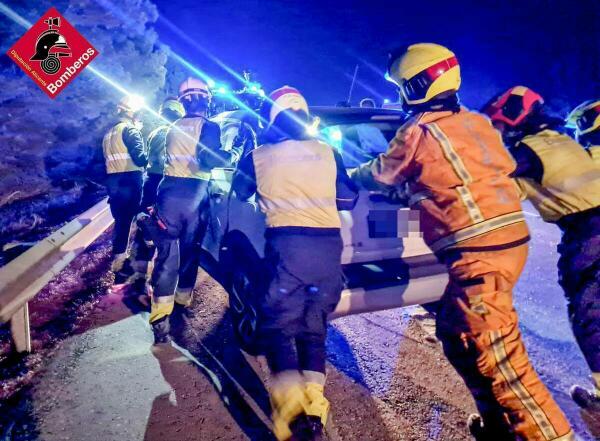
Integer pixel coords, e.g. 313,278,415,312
490,330,559,440
106,152,132,162
427,123,484,223
430,211,525,252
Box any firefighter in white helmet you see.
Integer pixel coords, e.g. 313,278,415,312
146,77,241,344
102,94,148,283
233,86,358,440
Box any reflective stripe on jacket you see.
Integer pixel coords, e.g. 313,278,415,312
353,108,529,253
102,122,144,174
164,117,212,180
251,139,343,229
515,130,600,223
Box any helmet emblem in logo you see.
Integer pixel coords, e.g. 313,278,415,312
30,17,72,75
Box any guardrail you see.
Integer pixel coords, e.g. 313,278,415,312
0,198,114,352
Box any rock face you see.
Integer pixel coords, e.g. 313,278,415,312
0,0,168,244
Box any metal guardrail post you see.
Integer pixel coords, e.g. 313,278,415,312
0,198,114,353
10,303,31,353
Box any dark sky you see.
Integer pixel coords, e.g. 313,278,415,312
155,0,600,112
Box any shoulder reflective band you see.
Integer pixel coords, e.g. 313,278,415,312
578,104,600,132
402,56,458,102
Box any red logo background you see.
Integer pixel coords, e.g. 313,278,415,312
7,7,99,99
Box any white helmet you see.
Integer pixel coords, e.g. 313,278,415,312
178,77,211,102
117,94,145,114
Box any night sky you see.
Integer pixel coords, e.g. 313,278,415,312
155,0,600,113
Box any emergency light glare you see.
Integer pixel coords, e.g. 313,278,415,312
217,86,227,94
384,98,391,104
306,124,318,136
330,128,343,142
127,94,146,112
259,90,265,97
206,78,216,88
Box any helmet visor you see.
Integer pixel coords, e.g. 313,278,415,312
578,104,600,133
401,56,458,102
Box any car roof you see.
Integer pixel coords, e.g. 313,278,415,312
309,106,408,125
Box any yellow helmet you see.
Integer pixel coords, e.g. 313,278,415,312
567,99,600,138
159,97,185,119
387,43,461,106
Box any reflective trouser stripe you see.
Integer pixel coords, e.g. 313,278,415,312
174,288,193,307
427,123,484,223
150,295,174,323
430,212,525,252
490,330,559,440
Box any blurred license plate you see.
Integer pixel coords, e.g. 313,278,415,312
367,210,420,238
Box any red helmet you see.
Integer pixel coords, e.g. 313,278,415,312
483,86,544,127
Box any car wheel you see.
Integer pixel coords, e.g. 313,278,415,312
229,268,260,355
220,230,263,355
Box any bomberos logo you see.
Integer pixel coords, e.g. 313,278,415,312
7,7,99,99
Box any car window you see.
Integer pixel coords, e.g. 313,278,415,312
320,122,399,168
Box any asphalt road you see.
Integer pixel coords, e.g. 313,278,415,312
1,201,598,440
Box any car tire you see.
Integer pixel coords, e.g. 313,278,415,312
220,230,263,355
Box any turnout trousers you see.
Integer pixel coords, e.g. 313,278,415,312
258,231,344,377
558,208,600,388
257,230,344,440
148,177,209,324
437,243,573,441
106,171,143,256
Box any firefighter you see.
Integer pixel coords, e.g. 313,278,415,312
148,77,239,344
102,95,147,279
124,98,186,296
232,86,358,441
142,97,185,208
352,44,573,440
484,86,600,413
567,99,600,165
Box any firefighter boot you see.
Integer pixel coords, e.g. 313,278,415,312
305,382,330,424
286,382,328,441
271,382,309,441
151,316,171,345
468,414,514,441
289,414,325,441
571,374,600,413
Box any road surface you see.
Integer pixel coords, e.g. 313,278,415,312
0,202,598,440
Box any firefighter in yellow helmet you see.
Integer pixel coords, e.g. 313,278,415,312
484,87,600,414
567,99,600,165
146,78,241,344
142,97,185,208
102,95,148,281
232,86,358,440
352,44,573,440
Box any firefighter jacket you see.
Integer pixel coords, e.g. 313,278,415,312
511,130,600,223
163,116,231,180
102,119,147,174
352,108,529,254
232,139,358,232
146,125,169,175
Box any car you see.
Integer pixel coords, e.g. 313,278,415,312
203,106,448,353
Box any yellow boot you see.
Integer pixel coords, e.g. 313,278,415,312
270,383,309,441
305,382,330,426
